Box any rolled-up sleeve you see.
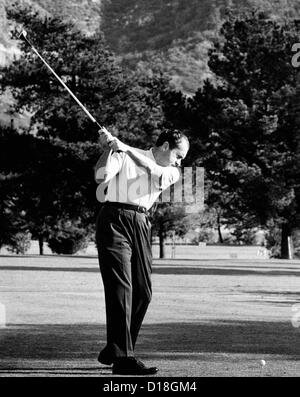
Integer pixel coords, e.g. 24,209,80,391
95,151,125,184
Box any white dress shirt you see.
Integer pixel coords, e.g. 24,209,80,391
95,148,180,210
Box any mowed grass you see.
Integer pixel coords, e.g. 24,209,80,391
0,255,300,377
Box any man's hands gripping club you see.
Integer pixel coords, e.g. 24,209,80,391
98,127,128,153
98,127,159,175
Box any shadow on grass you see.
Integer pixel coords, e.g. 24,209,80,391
1,265,300,276
0,320,299,367
245,290,300,296
153,267,300,276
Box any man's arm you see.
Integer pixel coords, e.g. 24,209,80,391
108,138,166,177
94,149,111,183
125,147,164,176
94,149,125,184
94,128,125,184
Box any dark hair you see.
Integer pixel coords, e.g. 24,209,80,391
155,130,189,150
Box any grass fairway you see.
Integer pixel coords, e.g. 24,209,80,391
0,255,300,377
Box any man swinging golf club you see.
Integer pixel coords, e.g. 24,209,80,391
95,127,189,375
19,30,190,375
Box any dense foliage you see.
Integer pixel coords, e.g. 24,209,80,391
186,11,300,257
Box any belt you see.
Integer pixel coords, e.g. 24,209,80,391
104,201,148,214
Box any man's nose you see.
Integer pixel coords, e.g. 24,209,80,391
175,159,181,167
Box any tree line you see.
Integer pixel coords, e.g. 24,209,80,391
0,4,299,258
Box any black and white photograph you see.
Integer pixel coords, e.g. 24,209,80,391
0,0,299,384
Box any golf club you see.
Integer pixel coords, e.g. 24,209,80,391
19,30,114,142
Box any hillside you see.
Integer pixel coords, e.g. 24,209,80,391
100,0,300,92
1,0,300,127
28,0,300,93
34,0,103,34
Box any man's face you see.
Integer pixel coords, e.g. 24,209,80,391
157,139,189,167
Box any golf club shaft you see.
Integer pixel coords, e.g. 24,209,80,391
20,32,112,139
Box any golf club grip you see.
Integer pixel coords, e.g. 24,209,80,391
96,124,122,153
97,126,115,144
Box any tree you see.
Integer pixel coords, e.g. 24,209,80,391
0,125,99,254
187,10,300,258
0,125,30,248
151,202,192,258
47,219,89,255
7,231,32,254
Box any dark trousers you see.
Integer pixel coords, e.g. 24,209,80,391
96,204,152,359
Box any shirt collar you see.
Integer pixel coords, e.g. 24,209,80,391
149,148,156,162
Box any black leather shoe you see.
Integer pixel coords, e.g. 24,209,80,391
112,358,158,375
98,350,113,366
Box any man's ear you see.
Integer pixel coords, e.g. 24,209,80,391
162,141,169,151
